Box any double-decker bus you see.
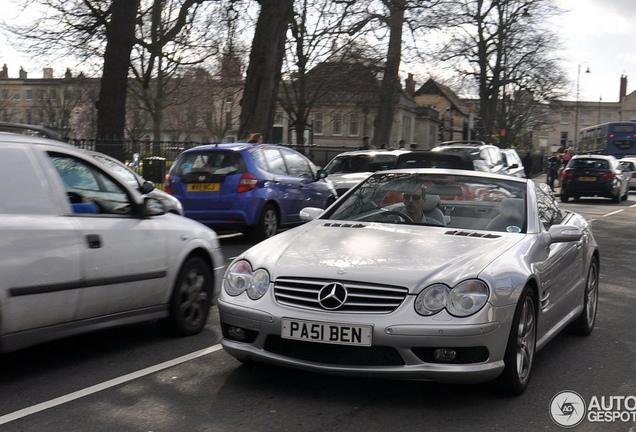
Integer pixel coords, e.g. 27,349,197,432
578,122,636,158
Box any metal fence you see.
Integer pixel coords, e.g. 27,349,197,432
69,138,546,187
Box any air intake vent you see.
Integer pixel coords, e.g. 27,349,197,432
444,230,501,239
322,222,366,228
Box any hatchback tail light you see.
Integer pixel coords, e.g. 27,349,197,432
164,174,172,194
562,171,574,179
237,173,259,193
600,172,615,180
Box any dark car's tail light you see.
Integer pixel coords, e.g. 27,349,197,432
600,172,615,180
237,173,259,193
562,171,574,179
164,174,172,194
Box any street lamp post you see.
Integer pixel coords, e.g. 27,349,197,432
574,62,590,150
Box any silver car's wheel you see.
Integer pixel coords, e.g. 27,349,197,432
570,258,599,336
165,257,212,336
500,287,537,395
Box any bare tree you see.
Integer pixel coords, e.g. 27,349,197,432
426,0,568,146
238,0,294,141
278,0,368,147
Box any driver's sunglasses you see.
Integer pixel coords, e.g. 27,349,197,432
403,193,422,201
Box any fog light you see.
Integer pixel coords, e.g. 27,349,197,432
433,348,457,362
228,326,247,341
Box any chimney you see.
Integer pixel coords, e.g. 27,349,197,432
405,73,416,97
620,75,627,101
43,68,53,79
19,66,27,79
0,64,7,78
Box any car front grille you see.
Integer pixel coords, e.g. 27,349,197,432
274,277,408,313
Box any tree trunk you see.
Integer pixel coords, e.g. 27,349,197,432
371,2,405,149
96,0,140,160
239,0,294,142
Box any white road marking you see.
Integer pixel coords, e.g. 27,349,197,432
0,344,223,425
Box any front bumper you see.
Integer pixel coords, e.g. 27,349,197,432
217,296,516,384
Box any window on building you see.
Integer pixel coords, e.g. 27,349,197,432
581,112,591,126
560,111,570,125
50,89,57,100
13,90,20,100
2,89,8,100
25,109,32,124
225,111,232,129
0,109,7,121
603,113,612,123
348,113,359,136
332,113,342,135
313,113,323,135
37,89,45,101
274,111,284,125
11,109,20,122
560,131,568,147
25,89,32,101
38,110,45,124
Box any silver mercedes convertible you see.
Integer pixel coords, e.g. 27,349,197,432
218,169,599,395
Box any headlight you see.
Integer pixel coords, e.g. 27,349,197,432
224,260,270,300
415,279,489,317
414,284,449,316
446,280,489,317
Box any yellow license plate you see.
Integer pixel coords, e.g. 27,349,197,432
579,177,596,182
187,183,220,192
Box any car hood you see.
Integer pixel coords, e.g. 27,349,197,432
240,221,525,291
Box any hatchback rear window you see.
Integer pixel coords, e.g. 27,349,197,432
570,159,609,169
174,151,245,175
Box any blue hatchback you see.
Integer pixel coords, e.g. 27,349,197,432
166,143,337,239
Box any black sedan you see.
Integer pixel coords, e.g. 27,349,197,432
560,154,630,203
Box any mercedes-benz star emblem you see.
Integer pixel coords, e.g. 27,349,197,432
318,282,348,310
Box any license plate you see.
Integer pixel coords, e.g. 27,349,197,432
281,318,372,346
578,177,596,182
187,183,220,192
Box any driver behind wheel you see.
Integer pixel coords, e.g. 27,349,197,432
403,185,443,225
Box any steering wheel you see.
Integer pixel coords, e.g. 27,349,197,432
378,210,414,223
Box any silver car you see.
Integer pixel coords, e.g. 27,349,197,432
324,149,410,196
0,132,224,353
218,169,599,395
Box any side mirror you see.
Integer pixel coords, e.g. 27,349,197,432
316,169,328,181
300,207,324,221
140,180,155,194
547,225,583,244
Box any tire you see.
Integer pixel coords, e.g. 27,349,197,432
253,203,278,240
499,286,537,396
612,191,621,203
569,258,599,336
560,194,569,203
165,256,213,336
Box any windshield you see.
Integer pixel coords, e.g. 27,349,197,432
324,172,527,233
91,153,140,188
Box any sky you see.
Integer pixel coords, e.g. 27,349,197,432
1,0,635,104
